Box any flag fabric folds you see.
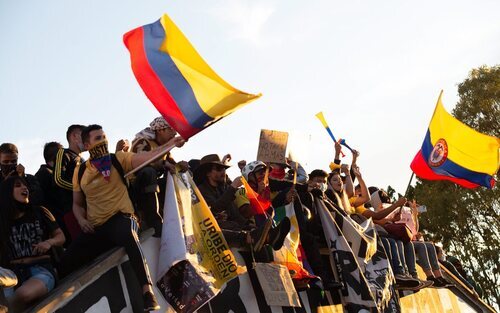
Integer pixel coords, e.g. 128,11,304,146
156,172,244,313
410,91,499,188
316,198,400,312
241,176,271,216
124,14,261,139
272,203,315,281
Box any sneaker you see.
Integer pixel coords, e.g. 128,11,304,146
410,278,434,291
410,274,434,290
395,274,421,290
395,273,416,281
268,217,291,251
428,277,454,288
143,291,160,312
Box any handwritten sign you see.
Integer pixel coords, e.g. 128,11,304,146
256,129,289,164
254,263,301,307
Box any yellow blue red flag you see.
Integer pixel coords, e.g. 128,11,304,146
124,14,261,139
410,91,499,188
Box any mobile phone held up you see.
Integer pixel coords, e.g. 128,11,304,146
417,205,427,213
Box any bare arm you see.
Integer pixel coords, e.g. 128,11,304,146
352,167,370,207
131,136,185,169
410,201,420,233
350,150,359,184
362,197,407,221
334,141,341,162
341,164,354,198
48,228,65,247
73,190,94,233
32,228,66,255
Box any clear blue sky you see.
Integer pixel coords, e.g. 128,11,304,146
1,0,499,194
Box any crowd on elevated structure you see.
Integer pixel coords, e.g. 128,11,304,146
0,117,483,312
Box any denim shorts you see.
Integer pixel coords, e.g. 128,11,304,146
3,264,56,298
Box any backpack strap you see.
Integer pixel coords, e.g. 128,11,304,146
77,154,129,194
110,154,129,187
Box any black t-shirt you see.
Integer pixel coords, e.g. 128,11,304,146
7,206,59,261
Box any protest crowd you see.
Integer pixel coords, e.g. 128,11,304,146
0,117,484,313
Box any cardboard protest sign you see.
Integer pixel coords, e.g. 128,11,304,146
257,129,289,164
254,263,301,307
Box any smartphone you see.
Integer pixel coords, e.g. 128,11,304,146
417,205,427,213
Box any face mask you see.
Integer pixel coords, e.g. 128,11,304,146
88,140,111,181
77,142,85,152
269,167,286,180
1,164,17,176
319,183,328,193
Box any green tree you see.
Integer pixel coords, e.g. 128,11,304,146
414,65,500,310
386,185,397,202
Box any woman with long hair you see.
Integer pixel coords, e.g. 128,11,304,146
0,176,64,307
325,165,370,216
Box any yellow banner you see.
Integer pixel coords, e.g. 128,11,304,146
185,174,245,287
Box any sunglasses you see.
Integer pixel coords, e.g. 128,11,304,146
213,165,226,172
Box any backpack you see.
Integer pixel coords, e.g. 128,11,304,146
77,154,136,205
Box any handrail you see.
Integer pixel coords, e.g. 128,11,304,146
439,263,496,313
23,229,154,313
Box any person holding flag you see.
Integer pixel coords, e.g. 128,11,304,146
129,116,180,237
236,161,292,252
59,124,185,312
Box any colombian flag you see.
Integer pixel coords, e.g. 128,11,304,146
124,14,261,139
410,91,499,188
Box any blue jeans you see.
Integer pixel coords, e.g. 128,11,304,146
4,265,55,298
394,240,417,276
413,241,440,271
381,237,405,275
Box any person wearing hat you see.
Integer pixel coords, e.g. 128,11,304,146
129,117,179,237
195,154,248,241
195,154,290,252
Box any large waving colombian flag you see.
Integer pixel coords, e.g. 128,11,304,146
410,91,499,188
124,14,261,139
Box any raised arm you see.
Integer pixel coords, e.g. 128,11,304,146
350,149,359,184
341,164,354,198
362,196,407,221
351,166,370,207
131,136,185,169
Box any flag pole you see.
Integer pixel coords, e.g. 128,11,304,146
404,172,416,198
124,143,176,178
396,172,415,214
293,161,298,185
